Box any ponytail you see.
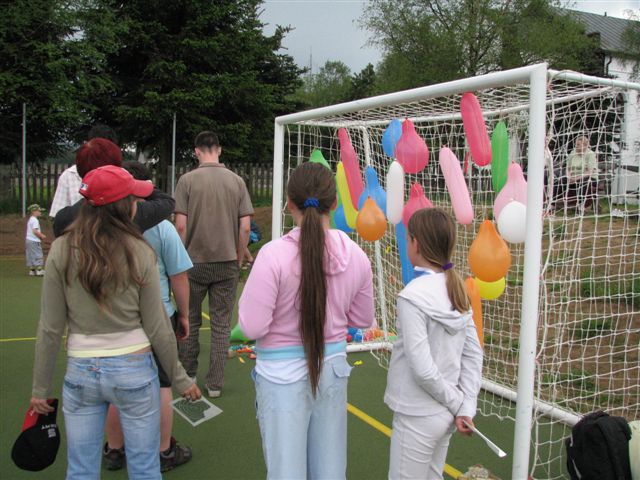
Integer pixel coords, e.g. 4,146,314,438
445,268,471,314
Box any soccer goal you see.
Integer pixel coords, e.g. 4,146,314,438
271,63,640,479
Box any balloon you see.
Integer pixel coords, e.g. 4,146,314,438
468,220,511,282
338,128,364,206
358,166,387,215
493,162,528,220
463,152,470,175
395,119,429,174
230,323,248,343
439,147,473,225
475,277,506,300
356,197,387,242
461,92,491,167
336,162,358,229
402,183,433,228
395,222,414,285
309,149,331,170
464,277,484,347
491,121,509,192
386,161,405,224
382,119,403,157
333,203,352,233
497,201,527,244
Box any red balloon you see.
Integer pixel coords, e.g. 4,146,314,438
395,119,429,174
461,92,492,167
402,183,433,227
338,128,364,207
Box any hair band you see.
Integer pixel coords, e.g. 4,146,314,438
303,197,319,209
442,262,454,271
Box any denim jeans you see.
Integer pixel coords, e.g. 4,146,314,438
62,353,161,480
253,355,353,480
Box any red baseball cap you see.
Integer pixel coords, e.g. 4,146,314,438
79,165,154,206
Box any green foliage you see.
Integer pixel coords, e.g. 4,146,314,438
620,10,640,81
361,0,601,92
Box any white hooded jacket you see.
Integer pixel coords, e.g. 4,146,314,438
384,270,483,418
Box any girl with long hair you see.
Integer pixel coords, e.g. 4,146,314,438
239,162,374,479
29,165,200,479
385,208,483,480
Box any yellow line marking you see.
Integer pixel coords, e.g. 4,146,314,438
347,403,463,479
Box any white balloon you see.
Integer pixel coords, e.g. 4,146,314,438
386,161,405,224
497,201,527,244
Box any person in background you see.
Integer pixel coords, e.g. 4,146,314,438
29,165,200,479
49,125,118,218
53,138,175,237
552,135,599,213
385,208,483,480
25,204,46,276
238,162,374,479
102,162,194,473
174,131,254,399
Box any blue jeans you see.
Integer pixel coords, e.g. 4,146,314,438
62,353,161,480
253,355,353,480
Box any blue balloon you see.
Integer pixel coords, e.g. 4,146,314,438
396,222,414,285
334,203,353,233
357,166,387,215
382,119,402,157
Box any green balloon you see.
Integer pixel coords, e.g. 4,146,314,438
309,149,331,170
491,121,509,193
230,323,248,343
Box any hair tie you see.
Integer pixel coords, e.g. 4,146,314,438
442,262,454,271
303,197,319,209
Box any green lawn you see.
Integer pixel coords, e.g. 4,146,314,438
0,256,519,479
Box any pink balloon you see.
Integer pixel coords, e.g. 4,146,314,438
338,128,364,207
493,162,528,219
461,92,492,167
402,183,433,227
395,119,429,174
439,148,473,225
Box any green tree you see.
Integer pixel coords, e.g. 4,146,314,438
296,60,353,108
620,10,640,81
0,0,114,163
361,0,599,92
79,0,302,183
350,63,377,100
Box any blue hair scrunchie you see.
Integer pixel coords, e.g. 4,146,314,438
303,197,320,209
442,262,454,271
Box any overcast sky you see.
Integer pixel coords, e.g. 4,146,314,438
260,0,639,74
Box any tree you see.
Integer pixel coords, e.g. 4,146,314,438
296,60,353,108
350,63,378,100
361,0,599,91
78,0,302,184
620,10,640,81
0,0,114,163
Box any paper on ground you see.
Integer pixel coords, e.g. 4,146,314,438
171,396,222,427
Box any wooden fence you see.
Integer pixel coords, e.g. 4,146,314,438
5,162,274,210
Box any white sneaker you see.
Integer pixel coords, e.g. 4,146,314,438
36,269,44,276
28,270,36,276
207,389,221,398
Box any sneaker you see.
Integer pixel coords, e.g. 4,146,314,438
35,269,44,276
28,270,35,276
102,443,126,471
160,437,192,472
207,388,221,398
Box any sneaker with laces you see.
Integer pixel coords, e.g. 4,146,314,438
102,443,126,471
28,270,36,276
207,388,221,398
160,437,192,472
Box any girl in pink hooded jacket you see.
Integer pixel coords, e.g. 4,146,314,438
239,162,374,480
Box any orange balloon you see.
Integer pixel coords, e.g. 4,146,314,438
464,277,484,347
356,197,387,241
468,220,511,282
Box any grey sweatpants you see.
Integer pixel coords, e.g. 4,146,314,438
25,240,43,268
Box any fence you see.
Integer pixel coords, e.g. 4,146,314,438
3,162,274,212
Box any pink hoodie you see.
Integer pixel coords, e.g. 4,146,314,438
239,228,374,355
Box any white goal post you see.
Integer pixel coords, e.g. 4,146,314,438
271,63,640,479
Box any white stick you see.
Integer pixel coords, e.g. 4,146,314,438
462,420,508,458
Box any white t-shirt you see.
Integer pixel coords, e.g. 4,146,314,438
26,216,41,242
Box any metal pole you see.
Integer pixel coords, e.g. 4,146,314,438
22,103,26,217
511,63,548,480
271,121,285,240
171,112,177,196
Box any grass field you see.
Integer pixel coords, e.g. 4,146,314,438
0,256,518,479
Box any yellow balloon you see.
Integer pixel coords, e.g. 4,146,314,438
336,162,358,229
475,277,506,300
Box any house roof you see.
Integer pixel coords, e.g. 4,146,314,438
566,9,638,54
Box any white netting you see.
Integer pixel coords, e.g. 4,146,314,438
274,69,639,479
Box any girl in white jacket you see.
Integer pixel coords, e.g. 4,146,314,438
385,208,483,480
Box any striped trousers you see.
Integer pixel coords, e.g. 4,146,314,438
178,261,239,391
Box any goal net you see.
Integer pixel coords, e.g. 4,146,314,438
271,64,639,479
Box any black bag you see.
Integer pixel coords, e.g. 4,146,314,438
566,410,632,480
